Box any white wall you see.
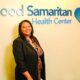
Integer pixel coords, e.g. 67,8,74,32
0,0,80,80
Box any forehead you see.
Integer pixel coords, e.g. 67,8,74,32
21,22,31,26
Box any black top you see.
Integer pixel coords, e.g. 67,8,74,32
13,36,46,80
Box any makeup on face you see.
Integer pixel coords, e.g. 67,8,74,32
21,22,32,36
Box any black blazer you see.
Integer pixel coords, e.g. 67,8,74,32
13,37,46,80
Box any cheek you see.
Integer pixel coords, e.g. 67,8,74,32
30,28,32,32
28,27,32,32
21,28,25,33
20,28,26,34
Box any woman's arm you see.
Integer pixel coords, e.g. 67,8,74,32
13,39,33,80
22,71,33,80
13,39,27,72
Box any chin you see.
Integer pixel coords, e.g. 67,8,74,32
25,34,31,36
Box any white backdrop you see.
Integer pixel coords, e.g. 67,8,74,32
0,0,80,80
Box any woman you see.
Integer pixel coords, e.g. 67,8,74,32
13,20,46,80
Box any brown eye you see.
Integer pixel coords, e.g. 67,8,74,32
28,26,31,28
22,26,26,28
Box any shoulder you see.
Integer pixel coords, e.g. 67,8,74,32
33,36,39,42
32,36,41,46
12,37,24,48
13,37,23,44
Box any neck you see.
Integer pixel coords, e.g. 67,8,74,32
25,35,30,39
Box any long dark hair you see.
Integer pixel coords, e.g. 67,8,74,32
18,20,34,39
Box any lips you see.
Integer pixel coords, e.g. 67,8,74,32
24,30,31,34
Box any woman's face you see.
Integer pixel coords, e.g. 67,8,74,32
21,22,32,37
